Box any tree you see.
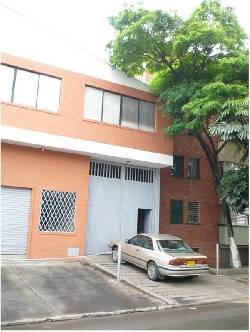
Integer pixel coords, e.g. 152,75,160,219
107,0,248,267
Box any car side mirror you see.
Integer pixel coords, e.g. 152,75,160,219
125,239,130,244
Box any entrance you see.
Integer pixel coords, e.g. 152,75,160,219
137,209,152,234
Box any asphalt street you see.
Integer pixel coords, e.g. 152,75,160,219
5,301,249,330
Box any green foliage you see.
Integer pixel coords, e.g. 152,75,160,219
219,166,249,214
108,0,249,215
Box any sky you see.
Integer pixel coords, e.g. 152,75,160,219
0,0,249,64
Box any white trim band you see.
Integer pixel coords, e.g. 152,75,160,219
1,126,173,168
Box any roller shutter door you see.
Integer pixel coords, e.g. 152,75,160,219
1,187,31,255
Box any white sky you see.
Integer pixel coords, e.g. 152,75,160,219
0,0,248,65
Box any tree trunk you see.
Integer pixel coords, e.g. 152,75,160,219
221,199,241,268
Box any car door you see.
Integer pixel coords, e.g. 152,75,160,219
134,236,154,269
121,235,144,267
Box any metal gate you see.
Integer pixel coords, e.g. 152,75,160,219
1,186,32,255
86,161,160,254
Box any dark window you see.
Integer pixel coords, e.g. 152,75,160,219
171,156,184,177
188,158,200,179
143,237,154,250
188,202,200,224
170,200,183,224
130,235,146,247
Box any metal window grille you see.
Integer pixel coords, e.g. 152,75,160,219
89,161,121,179
39,190,76,232
188,202,200,224
125,166,154,183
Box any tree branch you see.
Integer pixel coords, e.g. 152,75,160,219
217,141,228,155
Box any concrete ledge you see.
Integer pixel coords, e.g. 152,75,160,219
1,305,172,327
210,267,249,275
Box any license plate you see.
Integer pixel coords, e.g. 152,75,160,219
186,260,196,267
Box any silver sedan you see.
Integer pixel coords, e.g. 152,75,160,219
108,233,209,281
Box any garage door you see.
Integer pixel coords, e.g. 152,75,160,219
86,161,160,255
1,187,32,255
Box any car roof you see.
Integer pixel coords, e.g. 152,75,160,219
139,233,182,241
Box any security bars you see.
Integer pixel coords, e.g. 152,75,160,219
39,190,76,232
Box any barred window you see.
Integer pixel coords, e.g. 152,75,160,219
188,202,200,224
89,161,121,179
125,166,154,183
39,190,76,232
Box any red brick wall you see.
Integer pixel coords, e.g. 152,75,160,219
160,134,220,267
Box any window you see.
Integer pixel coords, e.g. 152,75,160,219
83,86,155,132
89,161,121,179
39,190,76,232
36,74,61,112
102,91,121,125
188,158,200,179
83,86,103,121
121,96,139,129
171,156,184,177
157,240,194,253
125,166,154,183
170,200,183,224
0,64,61,112
14,69,39,107
0,64,15,101
188,202,200,224
143,236,154,250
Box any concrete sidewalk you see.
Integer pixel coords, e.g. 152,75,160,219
82,254,249,307
1,260,163,327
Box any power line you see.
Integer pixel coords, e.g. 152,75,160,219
0,1,111,65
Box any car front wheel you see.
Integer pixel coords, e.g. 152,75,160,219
147,261,160,281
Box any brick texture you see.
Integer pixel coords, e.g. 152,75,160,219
160,134,220,267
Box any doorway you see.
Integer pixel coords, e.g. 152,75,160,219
137,209,152,234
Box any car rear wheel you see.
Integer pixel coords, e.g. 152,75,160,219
147,261,160,281
112,246,118,263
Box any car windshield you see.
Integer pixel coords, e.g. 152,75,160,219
157,240,194,253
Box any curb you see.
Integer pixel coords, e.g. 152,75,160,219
1,305,172,327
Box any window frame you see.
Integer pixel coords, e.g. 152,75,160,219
83,85,156,132
1,63,61,113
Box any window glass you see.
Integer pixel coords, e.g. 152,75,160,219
143,237,154,250
170,199,183,224
139,101,155,132
188,158,200,179
102,91,120,125
83,86,103,121
188,202,200,224
37,74,61,112
0,64,14,102
121,96,139,129
171,156,184,177
157,240,194,253
13,69,39,107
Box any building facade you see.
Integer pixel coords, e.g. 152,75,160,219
1,53,173,259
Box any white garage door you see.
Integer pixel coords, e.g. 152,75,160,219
1,186,32,255
86,161,160,255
